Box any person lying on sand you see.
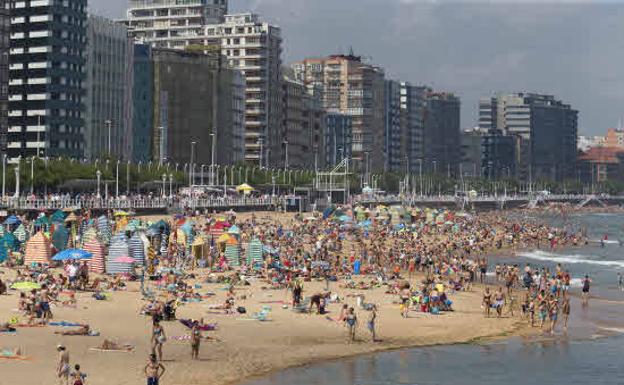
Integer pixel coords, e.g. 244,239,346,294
95,339,134,351
54,324,98,336
0,322,16,332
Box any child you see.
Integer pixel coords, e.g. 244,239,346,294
71,364,86,385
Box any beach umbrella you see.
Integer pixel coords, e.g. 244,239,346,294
106,232,132,274
52,249,92,261
114,210,130,217
24,232,52,266
3,215,20,226
246,238,263,267
216,233,231,244
10,281,41,291
129,233,145,266
13,224,28,242
83,237,105,274
51,210,66,223
34,215,50,228
51,226,69,251
235,183,254,193
227,225,241,235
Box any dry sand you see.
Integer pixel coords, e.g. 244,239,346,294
0,270,530,385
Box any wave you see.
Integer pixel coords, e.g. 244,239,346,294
588,239,620,245
518,250,624,269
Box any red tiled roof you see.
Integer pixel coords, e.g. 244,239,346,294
579,146,624,164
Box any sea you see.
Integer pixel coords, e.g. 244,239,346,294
244,212,624,385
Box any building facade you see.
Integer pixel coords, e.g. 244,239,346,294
131,43,152,162
482,131,516,180
0,0,8,154
460,128,486,178
150,48,239,166
8,0,87,160
400,82,426,173
578,135,606,151
325,113,352,167
423,92,461,176
291,54,385,171
126,0,227,49
384,80,402,173
604,128,624,149
84,15,133,161
478,92,578,181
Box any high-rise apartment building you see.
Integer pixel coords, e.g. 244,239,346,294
325,113,352,168
399,82,426,173
84,15,133,161
126,0,227,49
0,0,9,154
150,48,241,166
8,0,87,160
206,14,281,165
131,43,153,163
277,70,325,169
384,80,402,173
291,53,385,171
423,92,461,176
479,93,578,181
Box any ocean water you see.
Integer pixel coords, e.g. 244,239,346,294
244,213,624,385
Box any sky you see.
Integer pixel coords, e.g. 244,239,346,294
92,0,624,135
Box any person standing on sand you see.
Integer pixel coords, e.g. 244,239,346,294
145,354,166,385
345,307,357,343
151,319,166,362
57,345,70,385
368,305,378,342
549,298,559,334
562,297,571,329
482,287,492,318
190,322,201,360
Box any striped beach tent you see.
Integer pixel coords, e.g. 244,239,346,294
82,227,98,244
129,233,145,266
51,226,69,251
224,238,240,267
83,237,105,274
106,232,132,274
13,224,28,243
24,232,52,266
97,215,112,245
246,238,263,267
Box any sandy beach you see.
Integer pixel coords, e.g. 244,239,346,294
0,269,531,385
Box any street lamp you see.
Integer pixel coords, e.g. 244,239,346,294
30,156,34,195
96,170,102,198
201,164,205,186
115,160,120,198
210,132,216,186
190,141,197,188
283,140,289,171
161,173,167,198
2,153,6,199
13,159,20,198
257,137,264,169
105,119,112,157
169,174,173,198
126,160,130,195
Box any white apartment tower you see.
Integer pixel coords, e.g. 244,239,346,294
126,0,228,49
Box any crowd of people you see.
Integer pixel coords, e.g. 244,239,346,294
0,203,594,384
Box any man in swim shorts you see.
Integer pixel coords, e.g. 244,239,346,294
144,354,165,385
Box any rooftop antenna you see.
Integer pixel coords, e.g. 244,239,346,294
349,46,355,57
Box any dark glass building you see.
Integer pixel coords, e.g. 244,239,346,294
325,113,352,167
8,0,87,160
0,0,8,154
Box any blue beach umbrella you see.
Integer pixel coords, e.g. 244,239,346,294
52,249,93,261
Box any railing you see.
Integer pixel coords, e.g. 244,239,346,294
0,196,284,211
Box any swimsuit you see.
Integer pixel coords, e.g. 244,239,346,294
147,377,159,385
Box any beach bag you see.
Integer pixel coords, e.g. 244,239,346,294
237,306,246,314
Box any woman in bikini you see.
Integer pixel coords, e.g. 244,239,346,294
345,307,357,343
151,319,166,362
482,287,492,318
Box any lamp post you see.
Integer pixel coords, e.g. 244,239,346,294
190,141,196,189
283,140,289,171
115,160,120,198
257,137,264,169
2,153,6,199
105,119,112,157
30,156,34,195
161,174,166,198
96,170,101,198
13,159,20,198
200,164,205,186
126,160,130,195
95,170,102,198
418,159,423,197
169,174,173,198
210,132,216,186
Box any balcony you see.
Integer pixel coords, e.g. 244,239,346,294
7,142,22,149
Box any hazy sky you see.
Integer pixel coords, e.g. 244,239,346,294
92,0,624,135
